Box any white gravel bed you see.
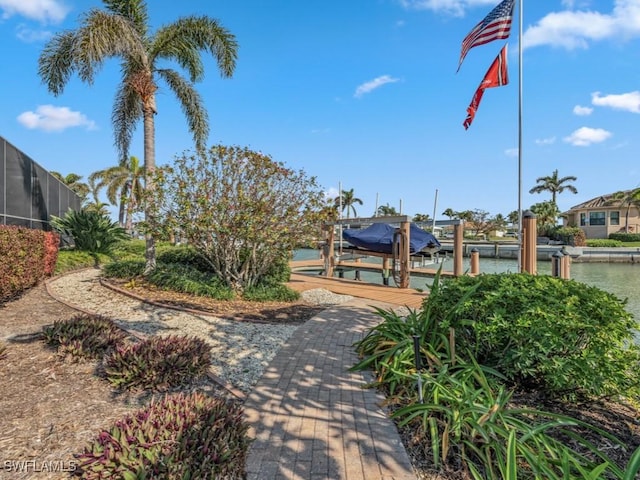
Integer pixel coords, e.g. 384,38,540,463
47,269,351,393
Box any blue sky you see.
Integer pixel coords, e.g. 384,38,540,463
1,0,639,220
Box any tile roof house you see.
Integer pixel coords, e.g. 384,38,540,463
562,190,640,239
1,135,82,231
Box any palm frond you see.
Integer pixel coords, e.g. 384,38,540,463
152,16,237,80
112,79,142,162
74,9,146,85
102,0,149,35
157,69,208,150
38,30,77,95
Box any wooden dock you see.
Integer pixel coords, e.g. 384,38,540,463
290,259,454,277
288,260,433,308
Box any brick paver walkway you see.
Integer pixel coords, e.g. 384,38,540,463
244,299,417,480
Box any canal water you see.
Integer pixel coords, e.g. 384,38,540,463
293,249,640,320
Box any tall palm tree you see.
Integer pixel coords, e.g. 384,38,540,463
38,0,238,272
90,156,145,232
605,188,640,233
334,188,363,219
529,169,578,204
50,171,90,204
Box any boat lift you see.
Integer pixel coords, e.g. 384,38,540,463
320,216,466,289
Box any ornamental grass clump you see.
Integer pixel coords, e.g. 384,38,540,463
104,335,211,391
42,314,127,361
76,392,250,479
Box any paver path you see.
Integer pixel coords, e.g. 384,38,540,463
244,299,417,480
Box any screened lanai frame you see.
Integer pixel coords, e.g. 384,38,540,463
0,135,82,231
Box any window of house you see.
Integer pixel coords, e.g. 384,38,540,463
580,213,587,226
610,211,620,226
589,211,606,226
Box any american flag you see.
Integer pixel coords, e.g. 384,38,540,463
463,45,509,129
458,0,515,72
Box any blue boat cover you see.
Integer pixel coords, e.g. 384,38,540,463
342,223,440,254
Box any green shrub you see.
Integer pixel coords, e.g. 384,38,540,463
147,263,235,300
54,250,111,274
586,239,624,247
110,239,146,260
75,392,249,479
610,232,640,242
427,273,640,401
102,260,146,279
104,335,212,391
50,210,129,254
352,287,626,479
556,226,586,246
258,254,292,285
242,283,299,302
157,245,213,272
42,314,127,361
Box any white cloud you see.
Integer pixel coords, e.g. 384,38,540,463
354,75,400,98
0,0,69,23
523,0,640,50
535,136,557,145
592,91,640,113
324,187,339,203
16,24,52,42
504,148,518,157
17,105,97,132
573,105,593,116
563,126,612,146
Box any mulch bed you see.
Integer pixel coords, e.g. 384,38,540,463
0,279,324,480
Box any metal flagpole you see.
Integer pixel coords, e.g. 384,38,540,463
517,0,524,272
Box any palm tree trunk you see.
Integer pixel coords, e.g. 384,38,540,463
143,97,157,274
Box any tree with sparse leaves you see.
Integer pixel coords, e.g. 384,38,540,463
146,145,326,292
38,0,238,273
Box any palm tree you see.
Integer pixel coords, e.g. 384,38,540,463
442,208,456,219
50,171,90,204
529,169,578,204
507,210,519,226
530,201,561,236
84,175,111,215
412,213,431,222
605,188,640,233
377,203,398,217
90,156,145,232
38,0,238,272
334,188,363,219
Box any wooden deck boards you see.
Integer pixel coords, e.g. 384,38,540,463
287,269,428,308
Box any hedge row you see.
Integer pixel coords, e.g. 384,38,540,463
0,226,59,302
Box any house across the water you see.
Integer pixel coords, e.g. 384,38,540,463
563,190,640,239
